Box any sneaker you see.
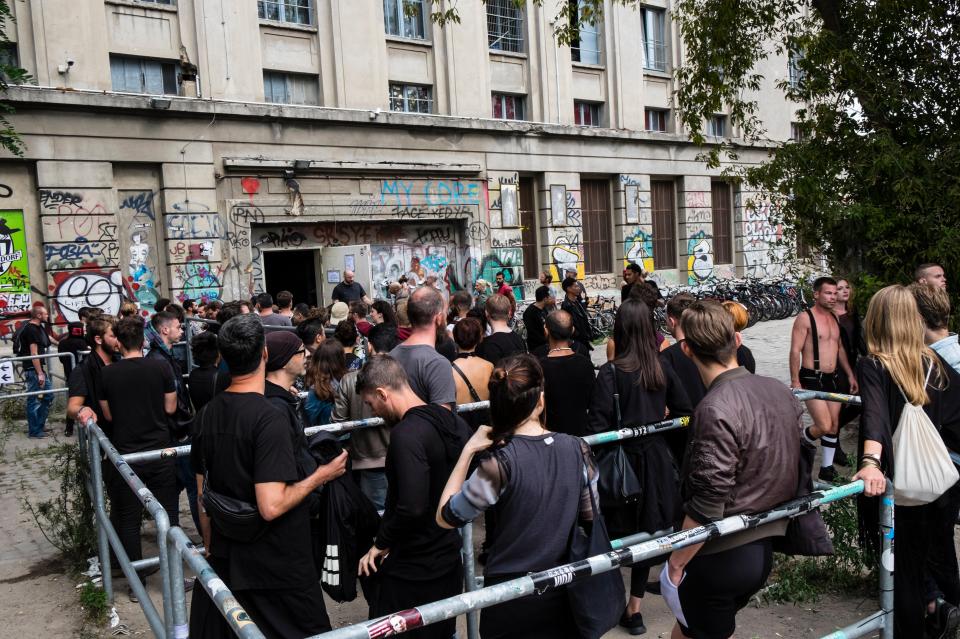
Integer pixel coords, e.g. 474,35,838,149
619,612,647,636
818,465,839,482
128,587,139,603
927,599,960,639
27,433,50,439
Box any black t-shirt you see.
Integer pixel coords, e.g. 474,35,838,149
660,342,707,408
476,331,526,366
331,281,366,303
539,353,596,436
21,323,50,366
522,304,548,352
101,358,176,454
191,392,316,590
68,353,110,429
188,366,230,412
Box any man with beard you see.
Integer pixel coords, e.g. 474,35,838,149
67,317,118,433
357,354,471,639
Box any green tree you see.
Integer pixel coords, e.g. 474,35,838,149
429,0,960,288
0,0,29,156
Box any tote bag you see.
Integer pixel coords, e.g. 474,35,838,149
892,366,959,505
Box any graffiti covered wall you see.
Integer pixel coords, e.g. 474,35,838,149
0,210,33,339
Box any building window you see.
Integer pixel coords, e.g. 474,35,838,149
651,180,676,269
384,0,427,40
707,114,727,137
641,7,667,72
138,0,174,4
110,55,179,95
519,177,539,280
0,42,18,82
574,101,602,127
263,71,319,105
790,122,804,142
569,0,601,65
581,180,612,275
492,93,525,120
389,83,433,113
645,108,668,132
487,0,524,53
258,0,312,25
711,182,733,265
788,50,805,89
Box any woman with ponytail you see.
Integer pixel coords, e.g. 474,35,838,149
853,285,960,638
436,354,598,638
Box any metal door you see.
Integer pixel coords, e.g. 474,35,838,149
320,244,372,306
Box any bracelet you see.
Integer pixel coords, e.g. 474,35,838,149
859,457,881,471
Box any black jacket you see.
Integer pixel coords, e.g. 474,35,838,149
561,297,593,351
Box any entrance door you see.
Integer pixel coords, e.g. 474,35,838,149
320,244,372,306
263,249,320,307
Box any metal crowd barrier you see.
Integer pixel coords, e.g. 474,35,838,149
0,351,76,400
89,390,888,639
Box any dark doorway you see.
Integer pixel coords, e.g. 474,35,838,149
264,249,318,307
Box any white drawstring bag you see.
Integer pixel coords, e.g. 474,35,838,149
892,365,959,505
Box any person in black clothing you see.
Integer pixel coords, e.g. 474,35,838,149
476,293,526,366
588,299,693,636
357,354,471,639
21,305,54,438
621,262,644,302
67,318,117,434
331,270,372,305
188,331,229,411
561,277,594,352
661,293,706,404
98,317,179,599
438,354,601,639
721,301,757,374
189,314,347,639
264,330,314,476
522,285,555,352
58,322,86,436
539,310,595,437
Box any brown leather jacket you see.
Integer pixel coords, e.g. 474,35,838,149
681,367,803,553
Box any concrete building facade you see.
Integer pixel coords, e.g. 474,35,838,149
0,0,796,333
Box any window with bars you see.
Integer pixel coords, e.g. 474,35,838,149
492,93,525,120
645,108,668,132
258,0,312,25
574,101,602,127
711,182,733,265
383,0,427,40
788,50,805,89
569,0,601,65
110,56,179,95
707,114,727,137
641,7,667,72
487,0,524,53
263,71,320,105
519,177,539,279
581,180,612,275
389,83,433,113
651,180,676,269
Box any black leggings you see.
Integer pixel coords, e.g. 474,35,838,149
104,459,178,565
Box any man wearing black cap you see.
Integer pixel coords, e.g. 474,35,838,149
264,331,313,466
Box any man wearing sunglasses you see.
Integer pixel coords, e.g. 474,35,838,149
265,331,311,437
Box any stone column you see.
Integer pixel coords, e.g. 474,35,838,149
678,175,714,285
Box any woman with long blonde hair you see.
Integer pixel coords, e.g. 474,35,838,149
853,284,960,637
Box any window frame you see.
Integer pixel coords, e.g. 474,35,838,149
580,179,614,275
487,0,525,54
492,92,525,121
110,55,180,96
645,108,668,132
518,177,540,280
570,0,602,65
788,50,805,89
641,7,667,72
262,70,320,106
707,114,727,137
574,101,602,127
711,181,733,265
651,180,677,270
383,0,428,40
258,0,313,26
389,82,434,114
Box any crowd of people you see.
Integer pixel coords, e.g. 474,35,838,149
17,259,960,639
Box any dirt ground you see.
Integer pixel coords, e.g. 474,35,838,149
0,317,893,637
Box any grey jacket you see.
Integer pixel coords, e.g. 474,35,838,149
333,370,390,470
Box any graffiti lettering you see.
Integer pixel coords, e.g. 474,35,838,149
230,205,265,227
414,227,453,245
256,228,305,249
393,205,472,220
171,200,212,213
491,236,522,248
120,192,156,220
0,184,11,198
468,221,489,241
39,190,83,209
166,214,224,240
380,179,481,207
50,269,129,324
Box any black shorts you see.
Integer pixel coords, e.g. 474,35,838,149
677,539,773,639
798,367,843,393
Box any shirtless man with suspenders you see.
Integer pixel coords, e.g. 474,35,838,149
789,276,858,481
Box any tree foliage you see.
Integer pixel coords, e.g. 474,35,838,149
0,0,29,157
429,0,960,289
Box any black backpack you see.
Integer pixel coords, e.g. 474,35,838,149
12,322,38,357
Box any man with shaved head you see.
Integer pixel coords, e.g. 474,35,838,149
331,269,373,305
916,263,948,291
389,286,456,408
537,310,596,436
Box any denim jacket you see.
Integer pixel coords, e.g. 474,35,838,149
931,334,960,375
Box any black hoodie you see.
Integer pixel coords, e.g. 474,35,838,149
375,404,471,580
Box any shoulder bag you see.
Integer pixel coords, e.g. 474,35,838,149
595,366,642,507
